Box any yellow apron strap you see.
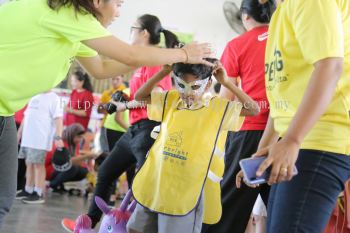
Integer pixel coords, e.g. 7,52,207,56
207,170,223,183
150,125,161,139
161,91,170,122
150,91,170,139
214,147,225,159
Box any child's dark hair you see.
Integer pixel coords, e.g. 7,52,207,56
172,58,218,80
47,0,107,17
73,70,94,93
240,0,276,23
137,14,180,48
62,123,85,156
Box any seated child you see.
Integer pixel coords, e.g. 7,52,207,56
127,58,260,233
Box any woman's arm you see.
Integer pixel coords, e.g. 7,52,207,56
77,57,135,80
256,57,344,184
281,57,343,145
81,36,212,79
83,36,212,67
71,153,96,166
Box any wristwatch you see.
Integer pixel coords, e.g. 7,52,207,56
54,135,62,141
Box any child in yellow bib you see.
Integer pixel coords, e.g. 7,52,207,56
127,58,260,233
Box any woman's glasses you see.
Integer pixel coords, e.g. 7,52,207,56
130,26,143,34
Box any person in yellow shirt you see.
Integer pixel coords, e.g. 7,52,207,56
98,75,129,152
236,0,350,232
0,0,212,228
97,75,131,206
127,58,260,233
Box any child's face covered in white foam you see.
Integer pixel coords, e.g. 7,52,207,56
174,74,211,107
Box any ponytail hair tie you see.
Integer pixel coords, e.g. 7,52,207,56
160,27,165,33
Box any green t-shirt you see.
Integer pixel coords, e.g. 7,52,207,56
104,111,129,133
0,0,111,116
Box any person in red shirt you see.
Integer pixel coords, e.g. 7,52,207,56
45,123,96,192
203,1,275,233
64,70,94,130
62,14,178,231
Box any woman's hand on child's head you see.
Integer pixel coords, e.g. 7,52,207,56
182,42,214,66
213,62,229,85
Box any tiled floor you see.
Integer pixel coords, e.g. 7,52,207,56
3,193,90,233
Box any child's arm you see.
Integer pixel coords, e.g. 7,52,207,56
134,65,173,104
109,67,171,112
109,99,151,113
54,117,64,148
17,119,24,145
64,107,87,117
213,63,260,116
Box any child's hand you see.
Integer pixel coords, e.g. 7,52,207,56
236,170,260,189
55,139,64,149
213,62,229,85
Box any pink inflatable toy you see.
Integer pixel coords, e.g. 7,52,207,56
75,190,136,233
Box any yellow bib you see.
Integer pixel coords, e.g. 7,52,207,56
132,91,229,217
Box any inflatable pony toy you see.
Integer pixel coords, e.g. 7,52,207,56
74,190,136,233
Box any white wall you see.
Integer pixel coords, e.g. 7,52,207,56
110,0,241,55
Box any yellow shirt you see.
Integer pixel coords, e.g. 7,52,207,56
0,0,110,116
265,0,350,155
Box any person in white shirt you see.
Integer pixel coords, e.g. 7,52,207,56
16,91,64,204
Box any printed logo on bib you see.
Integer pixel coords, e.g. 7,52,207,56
163,131,188,166
265,48,289,91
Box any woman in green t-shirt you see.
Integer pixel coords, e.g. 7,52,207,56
0,0,212,228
